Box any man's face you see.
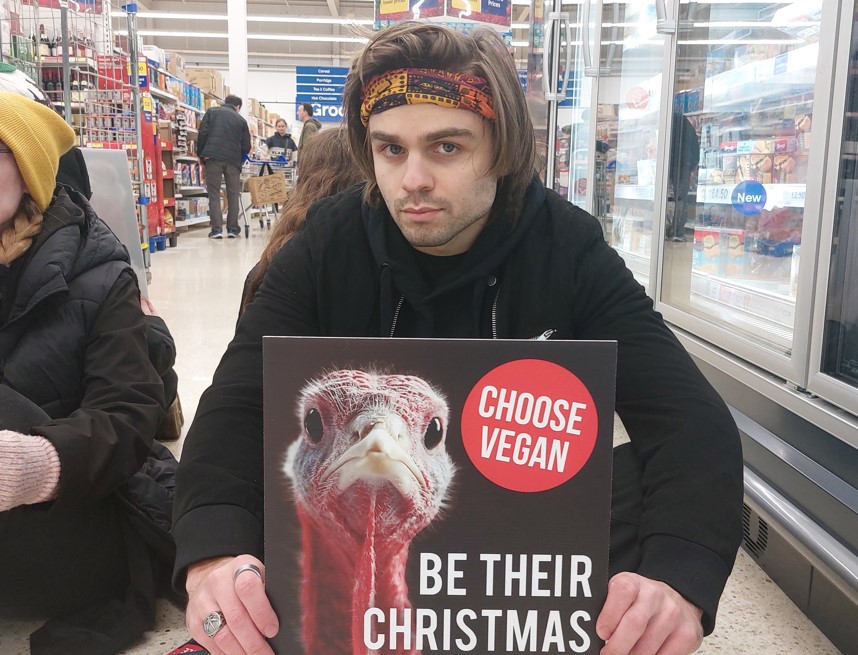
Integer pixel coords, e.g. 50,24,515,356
298,106,308,121
0,144,26,227
368,104,497,256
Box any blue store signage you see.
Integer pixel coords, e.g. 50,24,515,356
731,180,767,216
295,66,349,123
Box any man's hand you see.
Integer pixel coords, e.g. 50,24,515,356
597,572,704,655
185,555,279,655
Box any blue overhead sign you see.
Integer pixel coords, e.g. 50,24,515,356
295,66,349,123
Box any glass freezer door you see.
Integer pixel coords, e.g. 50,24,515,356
659,0,822,360
527,0,595,210
592,0,668,293
808,0,858,415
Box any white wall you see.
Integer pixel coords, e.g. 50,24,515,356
223,69,299,125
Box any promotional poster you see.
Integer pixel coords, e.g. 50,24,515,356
263,337,616,654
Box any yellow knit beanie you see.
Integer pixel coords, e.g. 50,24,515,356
0,91,76,211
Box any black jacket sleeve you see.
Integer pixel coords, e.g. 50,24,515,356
242,120,252,157
197,110,211,157
32,270,166,508
145,314,177,377
569,218,743,634
172,227,319,588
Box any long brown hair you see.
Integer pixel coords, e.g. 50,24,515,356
343,21,536,225
242,127,362,310
0,195,43,267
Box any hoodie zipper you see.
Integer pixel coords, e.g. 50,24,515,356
389,294,405,337
491,285,501,339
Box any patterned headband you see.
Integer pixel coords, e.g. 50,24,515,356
360,68,496,126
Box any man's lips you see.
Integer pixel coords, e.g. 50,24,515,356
401,207,442,221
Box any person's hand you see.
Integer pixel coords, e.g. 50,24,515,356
597,572,704,655
140,296,157,316
0,430,60,511
185,555,279,655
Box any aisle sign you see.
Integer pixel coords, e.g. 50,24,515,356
375,0,508,26
375,0,443,23
295,66,348,123
447,0,510,25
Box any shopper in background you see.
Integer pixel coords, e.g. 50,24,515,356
198,94,251,239
264,118,298,159
241,127,361,314
173,22,743,655
296,102,321,154
666,111,700,241
0,92,176,654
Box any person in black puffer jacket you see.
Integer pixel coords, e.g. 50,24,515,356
198,94,251,239
0,92,178,655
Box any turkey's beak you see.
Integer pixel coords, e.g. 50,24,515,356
321,424,426,497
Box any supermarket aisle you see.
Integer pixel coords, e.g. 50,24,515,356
147,222,271,455
0,225,843,654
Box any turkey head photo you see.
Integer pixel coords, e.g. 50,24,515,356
283,369,456,655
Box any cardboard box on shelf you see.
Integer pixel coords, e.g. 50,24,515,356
186,69,224,99
142,45,166,69
250,98,261,118
166,51,186,78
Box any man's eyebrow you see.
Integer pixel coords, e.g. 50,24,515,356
369,128,477,144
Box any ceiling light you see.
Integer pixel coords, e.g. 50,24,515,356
251,16,373,25
111,10,374,25
115,29,369,43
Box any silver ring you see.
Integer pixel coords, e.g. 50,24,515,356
203,610,225,639
234,563,264,583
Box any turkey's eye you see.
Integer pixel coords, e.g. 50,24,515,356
424,417,444,450
304,408,324,443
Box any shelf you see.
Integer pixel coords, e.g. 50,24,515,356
614,184,655,201
689,270,794,350
40,56,97,71
149,86,179,103
52,100,86,111
175,215,210,227
175,155,200,163
696,183,806,209
178,185,206,194
180,102,205,115
702,42,818,111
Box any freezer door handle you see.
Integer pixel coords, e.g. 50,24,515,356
559,12,574,98
656,0,676,34
543,12,559,98
582,0,599,76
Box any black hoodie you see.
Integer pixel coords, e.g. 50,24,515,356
174,179,743,634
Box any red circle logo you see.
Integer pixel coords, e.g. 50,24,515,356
461,359,598,492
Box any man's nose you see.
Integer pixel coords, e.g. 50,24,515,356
401,154,433,193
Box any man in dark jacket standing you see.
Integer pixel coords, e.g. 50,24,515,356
198,95,251,238
174,23,743,655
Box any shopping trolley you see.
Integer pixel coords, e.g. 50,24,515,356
240,154,296,236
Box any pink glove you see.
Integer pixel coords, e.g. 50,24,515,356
0,429,61,512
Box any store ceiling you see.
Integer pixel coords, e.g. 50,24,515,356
114,0,531,71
